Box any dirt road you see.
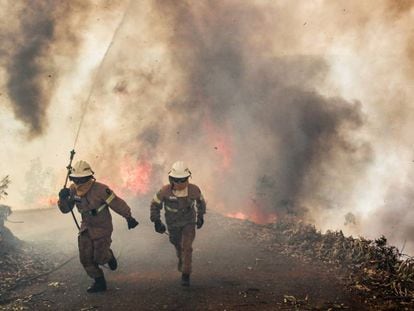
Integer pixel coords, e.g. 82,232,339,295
3,208,367,310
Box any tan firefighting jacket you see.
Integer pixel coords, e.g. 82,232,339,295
150,183,206,228
58,181,131,239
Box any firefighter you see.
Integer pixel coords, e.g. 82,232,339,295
58,160,139,293
150,161,206,286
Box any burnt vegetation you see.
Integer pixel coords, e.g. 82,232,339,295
216,213,414,309
0,176,53,304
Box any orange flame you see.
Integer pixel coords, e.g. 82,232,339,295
226,212,249,220
225,197,277,224
226,211,277,224
37,196,58,208
119,157,152,195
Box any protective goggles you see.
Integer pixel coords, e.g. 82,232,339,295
69,176,92,185
169,177,189,184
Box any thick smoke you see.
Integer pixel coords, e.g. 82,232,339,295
372,181,414,252
149,0,371,219
1,1,413,253
6,2,55,136
1,0,122,137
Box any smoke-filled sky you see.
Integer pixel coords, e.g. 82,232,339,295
0,0,413,253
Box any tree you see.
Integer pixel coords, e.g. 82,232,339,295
0,175,10,200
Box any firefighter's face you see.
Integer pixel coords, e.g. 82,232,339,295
170,177,189,190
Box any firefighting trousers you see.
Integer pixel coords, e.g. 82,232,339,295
78,231,113,278
168,223,196,274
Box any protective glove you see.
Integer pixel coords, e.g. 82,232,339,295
196,216,204,229
59,187,70,199
154,219,166,234
126,217,139,229
57,187,74,214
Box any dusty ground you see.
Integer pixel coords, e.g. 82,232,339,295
1,208,372,310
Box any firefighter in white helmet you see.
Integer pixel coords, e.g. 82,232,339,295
58,160,139,293
150,161,206,286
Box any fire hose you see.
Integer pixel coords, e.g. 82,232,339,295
63,149,80,230
62,1,131,230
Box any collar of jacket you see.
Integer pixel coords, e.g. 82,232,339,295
172,186,188,197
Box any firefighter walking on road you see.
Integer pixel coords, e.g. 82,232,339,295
58,160,139,293
150,161,206,286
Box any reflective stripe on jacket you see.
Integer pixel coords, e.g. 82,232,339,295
150,183,206,227
70,181,131,239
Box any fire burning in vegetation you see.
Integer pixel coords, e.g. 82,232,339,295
226,212,277,224
97,157,153,198
226,212,248,221
119,158,152,195
37,196,58,208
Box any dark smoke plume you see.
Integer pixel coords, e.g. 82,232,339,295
2,0,121,138
152,0,371,218
6,2,55,137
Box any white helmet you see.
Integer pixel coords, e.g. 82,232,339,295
168,161,191,178
70,160,94,178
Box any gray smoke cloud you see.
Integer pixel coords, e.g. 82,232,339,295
149,0,371,220
1,0,413,253
373,182,414,252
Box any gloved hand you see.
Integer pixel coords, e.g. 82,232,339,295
154,219,166,234
59,187,70,199
196,216,204,229
57,187,74,214
126,217,139,229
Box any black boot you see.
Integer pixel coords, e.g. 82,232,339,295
108,250,118,271
87,276,107,293
181,273,190,287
